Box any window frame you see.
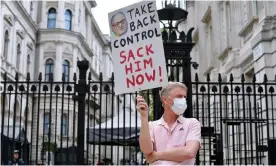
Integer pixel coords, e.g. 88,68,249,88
62,60,70,82
45,59,54,81
64,9,72,30
47,8,57,29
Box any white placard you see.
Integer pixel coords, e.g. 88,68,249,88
108,1,168,95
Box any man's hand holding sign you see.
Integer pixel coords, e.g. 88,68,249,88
109,1,200,165
109,1,168,95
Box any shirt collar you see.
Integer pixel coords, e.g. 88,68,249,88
157,115,185,126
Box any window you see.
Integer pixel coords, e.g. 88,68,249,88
64,10,72,30
47,8,56,28
27,54,31,74
61,114,68,136
3,31,9,60
43,113,49,135
45,59,54,81
16,44,21,70
63,60,70,82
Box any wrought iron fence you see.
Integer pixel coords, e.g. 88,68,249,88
1,65,276,165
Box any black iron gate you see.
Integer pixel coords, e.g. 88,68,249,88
1,61,276,165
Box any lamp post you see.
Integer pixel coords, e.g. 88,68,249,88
153,1,197,119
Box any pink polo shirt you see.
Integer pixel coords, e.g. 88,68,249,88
149,116,201,165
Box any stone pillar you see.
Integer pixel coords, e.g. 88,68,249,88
57,1,65,28
253,42,274,82
39,1,46,28
73,43,78,74
55,40,63,81
73,2,79,32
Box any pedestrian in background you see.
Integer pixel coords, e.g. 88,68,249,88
8,150,24,165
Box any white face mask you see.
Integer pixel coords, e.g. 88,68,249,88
170,98,187,115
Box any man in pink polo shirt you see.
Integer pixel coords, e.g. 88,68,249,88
137,82,201,165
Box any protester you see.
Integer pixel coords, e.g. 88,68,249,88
8,150,24,165
137,82,201,165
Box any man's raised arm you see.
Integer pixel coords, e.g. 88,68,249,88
137,96,153,155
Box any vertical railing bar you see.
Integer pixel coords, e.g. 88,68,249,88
19,86,23,152
35,74,42,164
86,81,90,164
72,75,77,165
117,96,120,165
270,90,275,139
54,85,59,164
12,74,19,154
123,94,126,163
129,92,132,161
252,76,259,164
241,75,247,164
1,73,7,164
225,94,229,165
99,74,103,163
111,73,115,164
134,90,138,164
247,87,253,164
218,74,223,165
195,74,200,165
47,75,54,165
24,74,30,164
258,92,264,160
230,76,235,165
7,92,12,162
264,75,270,161
30,87,36,164
104,84,108,160
60,74,65,162
66,84,70,165
236,90,242,164
42,83,47,165
207,75,211,165
92,88,96,165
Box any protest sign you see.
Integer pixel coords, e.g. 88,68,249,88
109,0,168,95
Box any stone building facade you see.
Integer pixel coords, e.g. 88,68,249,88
181,1,276,82
0,1,124,164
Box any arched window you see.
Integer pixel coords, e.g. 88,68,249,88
45,59,54,81
61,114,68,136
43,113,49,135
63,60,70,82
27,54,31,74
47,8,56,28
3,31,9,60
16,44,21,70
64,10,72,30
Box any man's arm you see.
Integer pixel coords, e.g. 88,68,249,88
156,140,200,162
139,117,153,155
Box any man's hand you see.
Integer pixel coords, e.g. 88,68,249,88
145,151,160,164
136,95,149,118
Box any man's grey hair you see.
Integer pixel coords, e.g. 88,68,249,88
159,82,187,97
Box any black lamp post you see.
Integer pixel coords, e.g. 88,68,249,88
152,1,197,119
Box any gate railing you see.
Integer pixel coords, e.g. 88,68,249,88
1,61,276,165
